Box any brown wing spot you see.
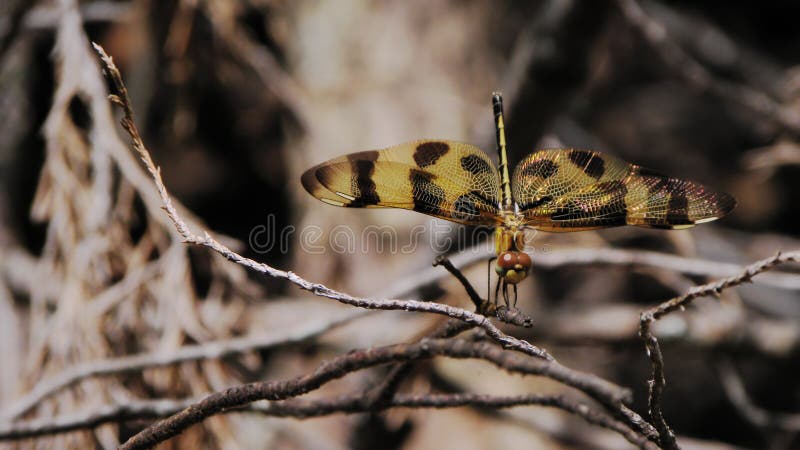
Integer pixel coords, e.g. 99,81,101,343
413,141,450,168
346,150,380,163
633,165,665,178
518,195,553,211
568,150,605,179
468,190,498,210
460,154,492,175
666,194,690,224
596,180,625,194
522,159,558,179
349,156,381,207
453,194,480,221
410,169,446,215
551,181,628,227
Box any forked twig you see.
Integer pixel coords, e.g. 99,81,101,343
639,251,800,449
433,255,485,310
433,255,533,327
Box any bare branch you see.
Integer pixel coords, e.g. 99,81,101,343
0,313,363,421
639,251,800,449
538,247,800,291
412,245,800,293
433,255,485,311
117,338,632,450
615,0,800,135
717,358,800,432
0,392,656,449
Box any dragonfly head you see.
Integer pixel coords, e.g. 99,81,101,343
495,251,532,285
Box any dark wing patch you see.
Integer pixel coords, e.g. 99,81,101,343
350,158,380,206
460,154,493,175
522,159,558,179
410,169,446,215
413,141,450,168
568,149,605,179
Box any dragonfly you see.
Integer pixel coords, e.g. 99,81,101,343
302,93,736,306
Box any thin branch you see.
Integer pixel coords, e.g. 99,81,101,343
639,251,800,449
433,255,485,311
615,0,800,135
91,43,551,362
395,245,800,295
641,251,799,324
538,247,800,291
0,313,364,421
432,255,534,327
360,318,472,410
716,358,800,432
0,392,656,449
117,338,632,450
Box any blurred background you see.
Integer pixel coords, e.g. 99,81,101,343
1,0,799,449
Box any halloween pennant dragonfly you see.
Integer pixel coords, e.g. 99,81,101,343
302,93,735,305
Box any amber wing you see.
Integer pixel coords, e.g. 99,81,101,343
512,149,736,231
302,140,503,225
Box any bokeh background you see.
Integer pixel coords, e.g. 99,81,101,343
1,0,799,449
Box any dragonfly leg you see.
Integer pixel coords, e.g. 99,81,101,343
487,257,496,306
512,283,518,307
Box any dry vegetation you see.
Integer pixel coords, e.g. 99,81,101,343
1,1,799,449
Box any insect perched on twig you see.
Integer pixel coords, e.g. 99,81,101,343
302,93,736,306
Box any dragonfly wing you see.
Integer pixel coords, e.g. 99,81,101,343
513,149,735,231
302,140,503,226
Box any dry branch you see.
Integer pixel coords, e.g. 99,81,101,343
0,392,656,449
616,0,800,135
116,338,634,450
639,251,800,449
0,313,363,421
716,358,800,433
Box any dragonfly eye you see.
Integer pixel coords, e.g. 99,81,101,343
496,251,533,284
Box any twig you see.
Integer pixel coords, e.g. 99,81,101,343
639,251,800,449
91,42,551,362
200,2,312,131
0,392,656,449
716,358,800,432
615,0,800,135
0,313,364,421
117,338,632,450
538,247,800,291
361,318,472,410
433,255,485,311
390,245,800,295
